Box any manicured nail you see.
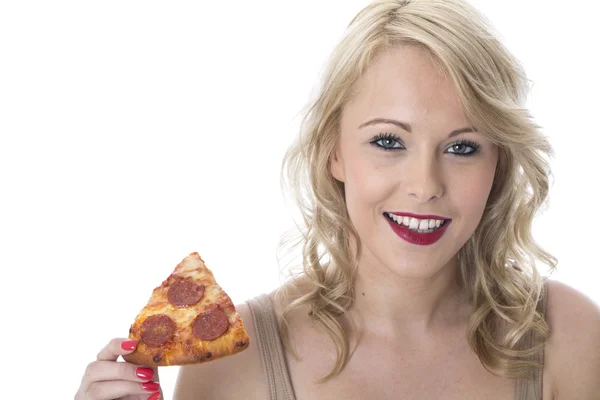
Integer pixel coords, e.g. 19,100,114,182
121,339,138,351
148,392,161,400
135,367,154,380
142,381,160,392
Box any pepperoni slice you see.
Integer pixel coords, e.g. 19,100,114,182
141,314,175,347
167,278,205,308
192,308,229,341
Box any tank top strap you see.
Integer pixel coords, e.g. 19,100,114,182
515,277,550,400
246,293,297,400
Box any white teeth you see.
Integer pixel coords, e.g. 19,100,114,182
409,218,419,230
386,213,446,233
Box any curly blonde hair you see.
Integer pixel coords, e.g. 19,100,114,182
274,0,557,383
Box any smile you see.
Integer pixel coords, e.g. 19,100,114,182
384,212,451,245
384,212,448,233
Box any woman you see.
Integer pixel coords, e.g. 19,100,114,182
76,0,600,399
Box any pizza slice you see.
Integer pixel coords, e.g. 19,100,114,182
122,252,249,366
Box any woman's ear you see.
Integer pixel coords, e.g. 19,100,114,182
330,145,345,183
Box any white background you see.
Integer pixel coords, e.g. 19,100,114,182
1,1,598,399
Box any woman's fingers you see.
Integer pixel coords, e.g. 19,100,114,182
84,379,160,399
84,360,155,383
75,338,161,400
96,337,138,361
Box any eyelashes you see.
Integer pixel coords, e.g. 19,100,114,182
370,132,482,157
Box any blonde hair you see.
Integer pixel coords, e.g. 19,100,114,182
275,0,557,382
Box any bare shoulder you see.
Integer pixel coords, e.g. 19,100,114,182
172,302,268,400
544,279,600,399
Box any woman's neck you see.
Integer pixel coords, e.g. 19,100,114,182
347,252,472,340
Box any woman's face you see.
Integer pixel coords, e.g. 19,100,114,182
330,45,499,278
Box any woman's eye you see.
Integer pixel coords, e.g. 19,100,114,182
448,143,471,154
375,138,402,150
370,133,404,151
446,141,481,156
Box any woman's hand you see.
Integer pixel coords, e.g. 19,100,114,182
75,338,161,400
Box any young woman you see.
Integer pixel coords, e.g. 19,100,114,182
75,1,600,399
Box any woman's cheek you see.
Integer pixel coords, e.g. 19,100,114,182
452,171,495,217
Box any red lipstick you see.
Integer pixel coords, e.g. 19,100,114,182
384,212,451,246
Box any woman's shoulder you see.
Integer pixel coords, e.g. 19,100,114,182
172,300,269,400
543,278,600,398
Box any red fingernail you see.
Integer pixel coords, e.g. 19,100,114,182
135,367,154,380
142,381,160,392
148,392,161,400
121,339,138,351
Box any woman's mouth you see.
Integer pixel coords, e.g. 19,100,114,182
384,212,451,245
384,212,449,233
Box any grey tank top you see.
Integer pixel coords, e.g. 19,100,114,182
246,279,550,400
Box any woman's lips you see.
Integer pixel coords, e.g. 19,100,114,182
385,214,451,245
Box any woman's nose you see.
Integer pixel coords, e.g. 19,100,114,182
404,156,444,202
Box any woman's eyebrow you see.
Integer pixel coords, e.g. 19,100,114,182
358,118,476,137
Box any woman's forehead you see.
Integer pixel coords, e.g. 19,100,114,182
343,48,468,132
346,47,466,122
